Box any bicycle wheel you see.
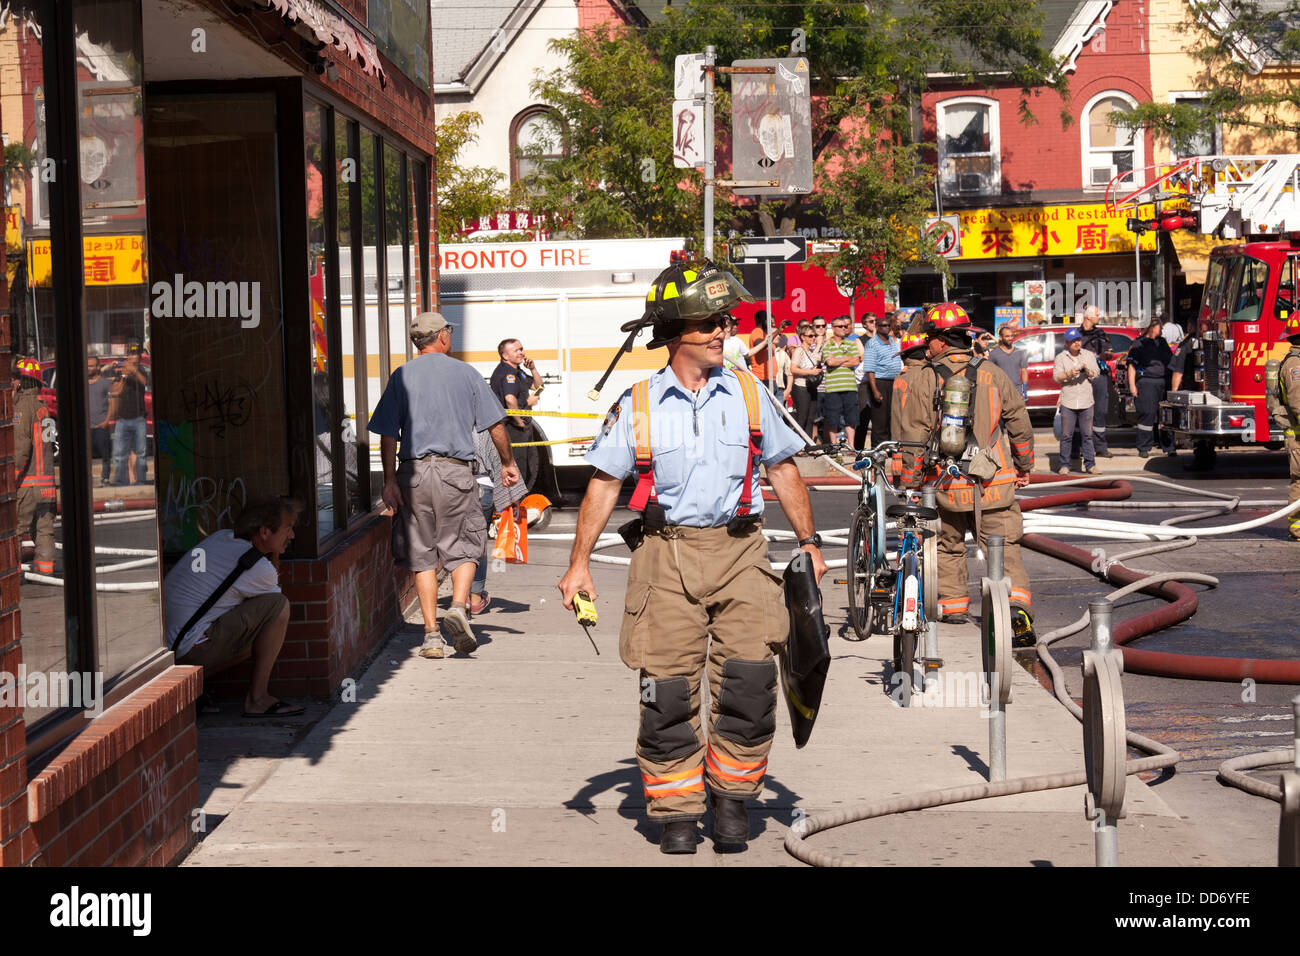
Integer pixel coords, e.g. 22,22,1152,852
897,628,918,707
846,508,874,640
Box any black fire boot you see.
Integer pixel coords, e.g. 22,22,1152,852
711,794,750,848
660,821,698,855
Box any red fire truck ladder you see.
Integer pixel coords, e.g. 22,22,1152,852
1106,155,1300,240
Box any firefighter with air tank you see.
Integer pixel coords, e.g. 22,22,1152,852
557,259,826,855
13,356,56,577
1266,313,1300,542
894,303,1038,646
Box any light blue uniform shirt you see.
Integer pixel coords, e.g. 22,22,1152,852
862,334,903,380
585,364,805,527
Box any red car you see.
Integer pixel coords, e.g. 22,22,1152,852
1007,323,1140,417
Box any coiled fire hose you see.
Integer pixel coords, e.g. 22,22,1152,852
767,396,1300,861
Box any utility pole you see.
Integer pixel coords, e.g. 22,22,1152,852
702,45,715,261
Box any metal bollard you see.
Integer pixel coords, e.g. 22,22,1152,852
1280,694,1300,867
1083,600,1126,867
987,534,1005,585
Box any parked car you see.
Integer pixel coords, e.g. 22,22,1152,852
1008,323,1140,421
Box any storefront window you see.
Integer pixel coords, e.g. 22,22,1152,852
384,142,408,374
3,0,164,728
306,103,339,538
336,119,368,521
147,91,289,560
360,128,385,508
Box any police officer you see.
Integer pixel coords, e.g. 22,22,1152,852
13,356,56,576
558,260,826,855
1271,315,1300,541
1126,320,1175,457
1077,305,1115,458
894,304,1038,645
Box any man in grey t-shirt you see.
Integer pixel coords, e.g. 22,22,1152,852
86,355,114,485
368,312,521,659
987,325,1029,399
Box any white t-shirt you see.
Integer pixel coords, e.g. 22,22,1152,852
163,529,281,658
774,348,791,389
723,335,748,370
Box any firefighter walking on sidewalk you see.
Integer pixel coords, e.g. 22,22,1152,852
558,260,827,855
894,303,1038,645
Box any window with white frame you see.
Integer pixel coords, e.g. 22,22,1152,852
511,106,565,185
1168,92,1221,160
1082,91,1143,191
937,97,1000,197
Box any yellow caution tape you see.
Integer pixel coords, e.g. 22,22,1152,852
511,435,597,448
506,409,602,420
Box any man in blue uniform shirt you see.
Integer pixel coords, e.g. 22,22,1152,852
558,260,826,855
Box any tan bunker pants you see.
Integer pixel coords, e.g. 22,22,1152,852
936,501,1032,617
619,524,789,821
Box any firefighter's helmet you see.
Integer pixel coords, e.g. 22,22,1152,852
923,302,972,334
13,356,41,387
898,330,929,359
1286,312,1300,340
621,259,755,349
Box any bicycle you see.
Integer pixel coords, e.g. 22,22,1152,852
844,441,939,704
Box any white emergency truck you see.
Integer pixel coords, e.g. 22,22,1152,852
436,238,686,486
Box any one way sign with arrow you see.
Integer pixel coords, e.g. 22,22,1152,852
729,236,807,264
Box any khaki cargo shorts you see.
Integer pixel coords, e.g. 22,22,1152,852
391,456,487,574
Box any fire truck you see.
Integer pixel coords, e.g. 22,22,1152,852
1109,155,1300,468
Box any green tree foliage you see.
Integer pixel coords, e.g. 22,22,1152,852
527,1,1066,292
1125,1,1300,151
434,111,513,242
526,25,713,240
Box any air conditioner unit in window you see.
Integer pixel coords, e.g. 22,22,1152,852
1088,165,1117,188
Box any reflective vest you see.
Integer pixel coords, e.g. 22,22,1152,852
14,390,55,502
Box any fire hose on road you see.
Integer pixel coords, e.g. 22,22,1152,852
778,453,1300,864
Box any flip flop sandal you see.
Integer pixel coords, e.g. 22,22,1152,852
242,700,306,718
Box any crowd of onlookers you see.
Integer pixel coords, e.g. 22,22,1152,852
722,308,914,452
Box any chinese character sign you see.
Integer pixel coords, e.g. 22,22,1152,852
954,203,1157,260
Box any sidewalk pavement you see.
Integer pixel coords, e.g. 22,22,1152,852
185,532,1233,867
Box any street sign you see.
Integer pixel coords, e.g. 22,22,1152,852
672,98,705,169
674,53,707,100
730,57,812,196
925,214,962,258
729,235,807,264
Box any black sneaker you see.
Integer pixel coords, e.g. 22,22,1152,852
1098,450,1114,458
940,612,970,625
1138,450,1149,459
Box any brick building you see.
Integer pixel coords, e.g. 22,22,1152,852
1,0,435,866
911,0,1162,326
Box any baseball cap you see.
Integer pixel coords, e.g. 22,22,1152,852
411,312,451,336
1064,327,1083,343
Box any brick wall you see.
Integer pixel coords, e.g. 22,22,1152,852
921,1,1154,195
25,667,202,866
0,308,36,867
205,514,413,701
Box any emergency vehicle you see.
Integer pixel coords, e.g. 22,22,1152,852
432,238,881,486
1109,155,1300,468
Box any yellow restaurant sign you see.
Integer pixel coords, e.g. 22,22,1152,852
27,234,147,287
953,202,1157,260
